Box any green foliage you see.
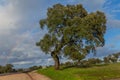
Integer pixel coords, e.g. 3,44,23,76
37,3,106,64
0,64,14,74
87,58,102,65
103,52,120,63
74,58,102,68
63,61,74,67
38,63,120,80
78,60,91,68
16,68,24,73
36,34,57,53
29,66,42,71
104,57,110,63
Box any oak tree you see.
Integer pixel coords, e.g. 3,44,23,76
37,4,106,70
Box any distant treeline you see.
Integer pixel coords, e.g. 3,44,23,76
103,52,120,63
0,64,15,74
0,64,42,74
0,52,120,74
61,52,120,68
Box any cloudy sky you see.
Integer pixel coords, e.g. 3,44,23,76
0,0,120,68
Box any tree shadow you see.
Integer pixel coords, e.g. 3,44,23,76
94,64,109,67
60,65,75,70
60,64,109,70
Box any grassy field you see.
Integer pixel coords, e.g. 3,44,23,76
37,63,120,80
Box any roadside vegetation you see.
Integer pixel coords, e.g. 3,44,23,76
37,52,120,80
0,64,15,74
38,62,120,80
0,64,42,74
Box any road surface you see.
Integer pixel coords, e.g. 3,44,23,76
0,71,51,80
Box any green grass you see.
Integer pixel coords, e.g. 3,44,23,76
37,63,120,80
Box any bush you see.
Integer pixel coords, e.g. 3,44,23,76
0,64,14,74
88,58,102,65
76,60,91,68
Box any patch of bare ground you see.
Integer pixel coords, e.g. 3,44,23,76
28,71,51,80
0,71,51,80
0,73,30,80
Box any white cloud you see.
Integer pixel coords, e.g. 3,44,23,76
0,0,47,66
0,1,21,35
108,19,120,28
0,0,47,35
13,61,33,65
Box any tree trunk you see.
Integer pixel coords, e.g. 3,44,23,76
51,52,60,70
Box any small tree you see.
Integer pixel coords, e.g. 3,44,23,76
88,58,102,65
0,64,14,73
79,60,91,68
5,64,13,73
37,4,106,70
104,56,110,63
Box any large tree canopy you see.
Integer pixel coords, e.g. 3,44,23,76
37,4,106,70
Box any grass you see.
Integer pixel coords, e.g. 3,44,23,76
37,63,120,80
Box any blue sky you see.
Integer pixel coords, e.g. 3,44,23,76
0,0,120,68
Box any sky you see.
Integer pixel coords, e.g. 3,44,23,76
0,0,120,68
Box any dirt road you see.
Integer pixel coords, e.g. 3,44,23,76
0,71,51,80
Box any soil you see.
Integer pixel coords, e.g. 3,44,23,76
0,71,51,80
